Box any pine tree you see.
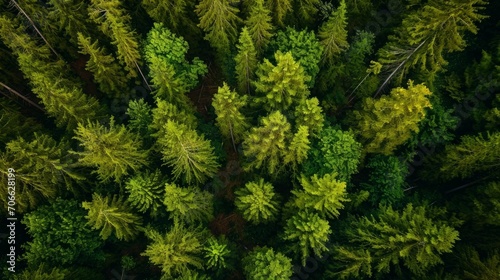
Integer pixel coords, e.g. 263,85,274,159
294,0,320,25
292,173,349,219
203,235,233,270
195,0,241,53
125,169,165,215
436,132,500,180
73,118,148,182
235,28,258,95
212,83,249,145
141,0,198,35
338,204,460,276
157,120,220,185
254,51,310,111
88,0,142,78
77,33,128,97
126,98,153,136
284,126,311,169
0,133,83,214
243,111,291,174
234,179,280,224
144,23,207,109
163,182,214,224
245,0,273,54
354,81,432,154
150,98,198,138
0,100,43,147
141,223,204,278
327,247,372,279
267,0,293,27
82,193,143,241
458,246,500,280
470,182,500,227
283,210,331,265
47,0,92,45
13,263,67,280
242,247,293,279
294,97,325,136
318,0,349,62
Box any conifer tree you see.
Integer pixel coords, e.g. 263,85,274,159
245,0,274,54
0,100,43,147
195,0,241,53
254,51,310,111
163,182,214,224
141,0,198,35
318,0,349,62
436,132,500,180
242,247,293,279
469,182,500,227
234,179,280,224
243,111,291,174
13,264,67,280
294,97,325,136
0,133,83,213
73,118,148,182
294,0,320,25
77,33,128,97
354,81,432,154
203,236,233,270
47,0,92,45
327,247,372,279
458,246,500,280
212,83,249,145
284,126,311,169
267,0,293,27
335,204,460,276
88,0,142,78
82,193,143,241
125,169,165,215
283,210,331,265
292,173,349,219
150,98,198,139
234,28,258,95
157,120,220,185
141,223,204,278
126,98,153,136
144,23,207,109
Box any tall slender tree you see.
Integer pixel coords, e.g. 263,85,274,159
267,0,293,27
234,28,258,95
245,0,274,54
318,0,349,62
125,169,165,215
141,0,198,35
294,97,325,136
284,125,311,169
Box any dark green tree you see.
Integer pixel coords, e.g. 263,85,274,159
318,0,348,62
126,98,154,136
141,0,198,35
234,28,258,95
267,0,292,27
203,235,234,271
245,0,274,54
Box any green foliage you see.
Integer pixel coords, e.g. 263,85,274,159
163,182,214,224
212,83,249,143
82,193,143,241
125,169,165,214
283,210,331,265
13,263,66,280
292,173,349,218
283,125,311,169
47,0,90,45
469,182,500,226
267,0,292,26
337,204,460,276
174,271,211,280
22,199,104,267
0,133,83,213
294,0,320,25
195,0,241,53
73,118,148,182
141,0,198,34
144,23,207,108
235,28,258,94
126,98,153,135
270,27,323,86
302,127,362,181
0,100,43,147
77,33,127,96
254,51,310,111
354,81,432,154
328,247,372,279
294,97,325,136
242,247,293,280
88,0,141,78
361,155,408,206
157,120,220,185
234,178,280,224
150,98,198,137
245,0,273,54
203,236,233,270
243,111,291,174
435,132,500,180
318,0,348,62
141,223,204,278
458,247,500,280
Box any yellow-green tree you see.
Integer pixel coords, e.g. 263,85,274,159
294,97,325,136
354,81,432,154
245,0,273,54
212,83,249,145
318,0,349,62
284,126,311,170
234,28,258,95
234,179,280,224
163,182,214,224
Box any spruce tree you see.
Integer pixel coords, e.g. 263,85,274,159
242,247,293,279
245,0,274,54
82,193,143,241
47,0,92,45
126,98,154,136
13,264,67,280
141,223,205,278
294,0,320,25
354,81,432,154
157,120,220,185
253,51,310,111
141,0,198,35
283,126,311,169
150,98,198,138
125,169,165,215
73,118,148,182
212,83,249,144
294,97,325,136
292,173,349,219
283,210,331,265
243,111,291,174
318,0,349,62
203,236,233,270
163,182,214,224
234,28,258,95
234,179,280,224
267,0,293,27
